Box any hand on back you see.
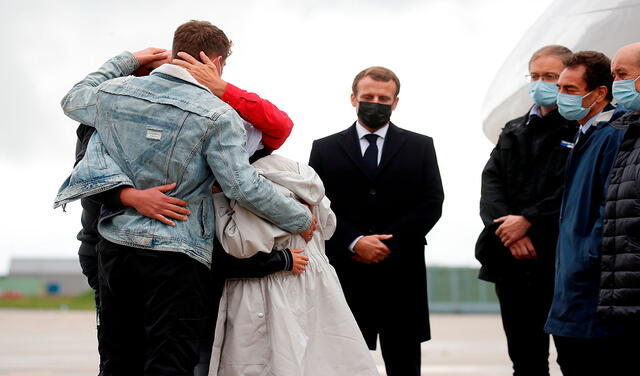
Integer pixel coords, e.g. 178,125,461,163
120,182,190,226
290,249,309,275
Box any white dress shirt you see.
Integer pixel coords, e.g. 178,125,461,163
575,108,605,144
355,121,388,164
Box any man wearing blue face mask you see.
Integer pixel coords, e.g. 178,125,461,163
476,45,577,376
544,51,631,376
597,43,640,370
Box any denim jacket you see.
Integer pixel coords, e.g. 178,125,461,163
56,52,311,267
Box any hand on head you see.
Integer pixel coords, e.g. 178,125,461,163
172,51,228,97
132,47,171,76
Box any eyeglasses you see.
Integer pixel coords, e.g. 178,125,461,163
525,73,560,82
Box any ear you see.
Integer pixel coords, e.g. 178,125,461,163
391,96,399,111
351,93,358,107
597,85,608,103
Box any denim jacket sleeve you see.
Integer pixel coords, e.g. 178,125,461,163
60,52,140,127
203,109,312,234
54,132,133,208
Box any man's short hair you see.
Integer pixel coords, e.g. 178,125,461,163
352,67,400,98
566,51,613,101
172,20,232,62
528,45,573,68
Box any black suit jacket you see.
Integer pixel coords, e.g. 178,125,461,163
309,122,444,347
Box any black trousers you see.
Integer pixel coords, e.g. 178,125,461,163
495,275,555,376
554,334,637,376
378,331,422,376
79,254,107,375
97,240,214,376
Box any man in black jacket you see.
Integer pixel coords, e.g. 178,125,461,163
599,42,640,321
597,42,640,372
309,66,444,376
476,45,578,376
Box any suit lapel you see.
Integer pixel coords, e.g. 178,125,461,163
376,123,406,177
337,123,371,178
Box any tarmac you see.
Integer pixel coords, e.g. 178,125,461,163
0,309,561,376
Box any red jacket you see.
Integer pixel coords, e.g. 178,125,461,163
222,83,294,151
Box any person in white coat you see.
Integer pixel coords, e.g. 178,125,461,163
209,154,379,376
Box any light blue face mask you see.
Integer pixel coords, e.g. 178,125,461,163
613,75,640,111
529,80,559,107
557,91,595,121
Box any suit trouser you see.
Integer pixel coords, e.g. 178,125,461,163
378,330,422,376
97,240,213,376
495,275,555,376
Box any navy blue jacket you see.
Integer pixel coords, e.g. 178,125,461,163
545,106,627,338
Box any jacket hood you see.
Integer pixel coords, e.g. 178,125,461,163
251,154,325,206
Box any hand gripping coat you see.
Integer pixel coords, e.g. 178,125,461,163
208,154,379,376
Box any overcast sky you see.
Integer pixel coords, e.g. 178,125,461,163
0,0,554,274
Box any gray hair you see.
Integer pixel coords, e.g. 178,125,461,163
528,45,573,68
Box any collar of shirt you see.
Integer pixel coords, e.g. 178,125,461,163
580,108,605,134
355,121,387,163
355,120,389,140
527,104,542,124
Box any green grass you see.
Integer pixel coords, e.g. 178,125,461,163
0,290,95,310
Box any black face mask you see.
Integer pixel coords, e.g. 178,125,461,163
357,101,392,130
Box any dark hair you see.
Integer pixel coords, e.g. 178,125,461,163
172,20,232,62
529,45,573,68
352,66,400,98
566,51,613,101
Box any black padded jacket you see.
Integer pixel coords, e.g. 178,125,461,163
599,112,640,321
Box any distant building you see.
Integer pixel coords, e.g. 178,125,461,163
7,258,88,296
3,258,499,311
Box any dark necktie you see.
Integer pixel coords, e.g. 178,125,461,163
363,134,379,174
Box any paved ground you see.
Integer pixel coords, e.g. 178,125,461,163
0,309,561,376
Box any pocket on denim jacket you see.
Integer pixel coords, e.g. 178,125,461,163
199,197,214,240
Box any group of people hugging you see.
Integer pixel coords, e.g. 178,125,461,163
55,20,444,376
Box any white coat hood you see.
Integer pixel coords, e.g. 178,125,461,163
251,154,325,206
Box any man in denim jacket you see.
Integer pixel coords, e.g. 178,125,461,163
57,20,314,375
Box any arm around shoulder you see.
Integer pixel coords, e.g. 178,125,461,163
203,109,311,234
61,52,140,127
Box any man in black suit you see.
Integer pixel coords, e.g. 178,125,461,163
309,66,444,376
